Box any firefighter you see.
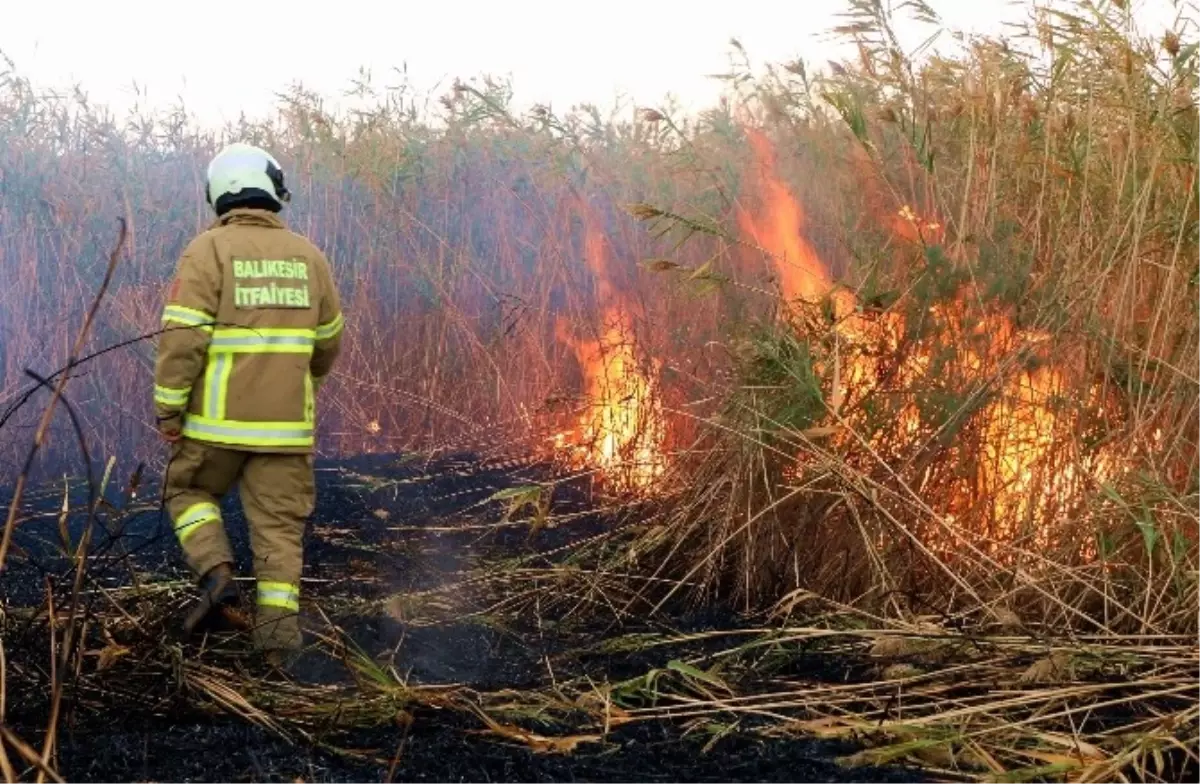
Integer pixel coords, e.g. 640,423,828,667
154,142,343,668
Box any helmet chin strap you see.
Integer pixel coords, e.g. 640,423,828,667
267,161,291,203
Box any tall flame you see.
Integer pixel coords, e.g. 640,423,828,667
737,129,833,305
555,210,667,491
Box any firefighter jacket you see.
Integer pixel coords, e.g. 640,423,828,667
153,208,343,453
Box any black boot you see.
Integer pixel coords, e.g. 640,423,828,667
182,562,251,637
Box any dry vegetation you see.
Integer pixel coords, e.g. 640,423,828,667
0,0,1197,781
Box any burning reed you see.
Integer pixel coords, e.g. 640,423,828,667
0,0,1193,653
0,3,1196,780
614,0,1197,640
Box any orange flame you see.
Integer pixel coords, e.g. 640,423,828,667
737,128,833,305
555,209,667,491
737,128,1115,552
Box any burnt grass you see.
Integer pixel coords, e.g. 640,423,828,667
1,452,929,783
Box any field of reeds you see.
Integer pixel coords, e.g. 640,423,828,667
1,0,1197,781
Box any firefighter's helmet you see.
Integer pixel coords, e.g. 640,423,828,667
205,142,291,215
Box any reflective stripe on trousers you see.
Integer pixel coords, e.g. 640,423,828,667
174,501,221,544
257,581,300,611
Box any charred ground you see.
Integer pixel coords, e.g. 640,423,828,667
1,452,928,783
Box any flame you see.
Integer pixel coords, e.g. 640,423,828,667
737,128,1116,552
737,128,833,305
555,209,667,491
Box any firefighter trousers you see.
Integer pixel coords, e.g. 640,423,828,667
164,438,314,652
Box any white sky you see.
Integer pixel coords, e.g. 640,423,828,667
1,0,1191,130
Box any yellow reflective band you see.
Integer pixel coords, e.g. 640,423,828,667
181,415,314,448
257,580,300,611
154,384,190,407
316,312,344,341
162,305,215,334
216,356,233,417
174,502,221,545
304,372,315,425
209,327,316,354
203,353,232,420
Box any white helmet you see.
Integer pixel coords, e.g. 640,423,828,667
205,142,291,214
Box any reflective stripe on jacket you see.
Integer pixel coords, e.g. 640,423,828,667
153,208,343,453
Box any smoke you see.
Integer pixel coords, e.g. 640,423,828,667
0,132,692,484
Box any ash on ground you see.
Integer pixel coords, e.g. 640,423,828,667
2,452,924,783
